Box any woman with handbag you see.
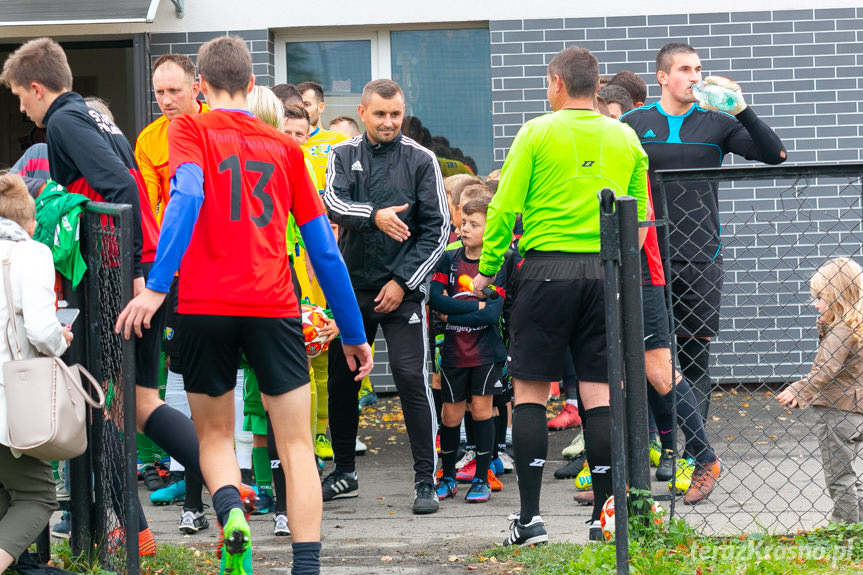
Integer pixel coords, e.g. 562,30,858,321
0,173,73,574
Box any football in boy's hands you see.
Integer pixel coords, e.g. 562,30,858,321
301,304,331,358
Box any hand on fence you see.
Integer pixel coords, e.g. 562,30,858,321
133,276,145,297
775,387,799,409
115,288,168,339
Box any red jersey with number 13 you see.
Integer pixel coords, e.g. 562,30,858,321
168,109,323,317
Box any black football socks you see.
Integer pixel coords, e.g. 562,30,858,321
291,541,322,575
677,337,713,420
584,406,612,522
512,403,547,522
473,416,495,481
439,424,460,479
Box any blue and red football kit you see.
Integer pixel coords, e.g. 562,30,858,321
146,108,364,345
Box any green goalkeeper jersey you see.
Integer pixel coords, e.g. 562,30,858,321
479,109,649,277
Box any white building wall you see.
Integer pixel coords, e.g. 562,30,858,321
2,0,863,38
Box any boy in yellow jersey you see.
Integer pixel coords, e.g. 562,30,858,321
285,103,371,458
298,81,348,191
241,94,332,537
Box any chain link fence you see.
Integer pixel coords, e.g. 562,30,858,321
654,163,863,536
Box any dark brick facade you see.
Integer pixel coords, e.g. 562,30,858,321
490,9,863,383
146,29,274,119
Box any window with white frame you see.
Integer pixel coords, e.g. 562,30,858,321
276,27,492,176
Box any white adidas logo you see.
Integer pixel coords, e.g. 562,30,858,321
351,161,363,172
408,313,421,324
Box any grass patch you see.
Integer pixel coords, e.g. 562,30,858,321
49,541,217,575
473,496,863,574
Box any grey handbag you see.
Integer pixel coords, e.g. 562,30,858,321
1,250,105,460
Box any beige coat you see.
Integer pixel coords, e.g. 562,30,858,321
0,237,68,447
788,321,863,414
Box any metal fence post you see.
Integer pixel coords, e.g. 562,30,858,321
83,212,108,564
599,188,629,575
618,196,651,515
118,207,140,575
79,204,139,575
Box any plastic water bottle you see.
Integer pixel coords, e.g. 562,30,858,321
691,81,737,111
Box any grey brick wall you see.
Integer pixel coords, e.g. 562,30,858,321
490,9,863,165
147,29,274,119
490,9,863,384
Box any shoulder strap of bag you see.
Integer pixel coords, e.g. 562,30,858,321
2,244,22,360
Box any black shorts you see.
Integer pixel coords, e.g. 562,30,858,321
508,252,607,383
642,284,671,351
670,259,723,338
136,262,168,390
163,278,182,374
179,314,309,397
493,367,513,407
440,363,504,403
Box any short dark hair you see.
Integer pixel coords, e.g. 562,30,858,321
197,36,252,96
402,116,424,141
461,196,491,218
597,85,634,114
608,70,647,106
329,115,358,130
547,46,599,99
0,37,72,92
272,83,302,106
152,53,196,83
656,42,697,74
284,104,310,125
595,95,609,117
361,79,403,104
297,81,324,103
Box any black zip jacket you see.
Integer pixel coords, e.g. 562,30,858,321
43,91,146,276
323,132,449,297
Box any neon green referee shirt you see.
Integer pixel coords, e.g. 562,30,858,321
479,108,649,277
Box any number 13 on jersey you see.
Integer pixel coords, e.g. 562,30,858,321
219,154,276,228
